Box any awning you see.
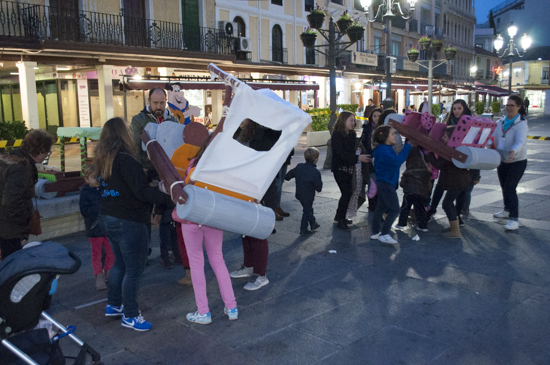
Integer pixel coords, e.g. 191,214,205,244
474,82,510,96
122,79,319,91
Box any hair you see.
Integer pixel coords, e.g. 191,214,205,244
368,98,373,103
93,117,137,180
304,147,320,163
405,147,430,171
84,163,97,179
148,87,167,100
190,133,214,168
333,111,355,134
20,129,53,158
446,99,471,121
508,94,526,116
373,125,392,145
368,107,383,127
444,125,455,138
237,118,259,144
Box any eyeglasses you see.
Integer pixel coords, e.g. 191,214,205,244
505,104,518,107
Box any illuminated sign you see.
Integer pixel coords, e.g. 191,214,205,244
494,66,503,75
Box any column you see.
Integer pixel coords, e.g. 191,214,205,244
97,65,114,125
544,90,550,116
16,61,39,130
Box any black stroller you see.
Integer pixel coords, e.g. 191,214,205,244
0,241,102,365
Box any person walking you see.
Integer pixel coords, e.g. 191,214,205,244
491,95,529,231
360,107,383,212
363,99,376,121
523,97,530,115
96,117,173,332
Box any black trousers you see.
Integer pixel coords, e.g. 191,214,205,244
0,237,22,260
333,170,353,221
398,194,429,229
429,183,445,214
497,160,527,219
442,189,462,221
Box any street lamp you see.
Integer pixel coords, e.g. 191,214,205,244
360,0,416,103
493,22,531,94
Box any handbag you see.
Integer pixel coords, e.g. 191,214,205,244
366,178,377,199
29,198,42,236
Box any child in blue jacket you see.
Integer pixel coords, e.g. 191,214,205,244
285,147,323,235
371,125,412,244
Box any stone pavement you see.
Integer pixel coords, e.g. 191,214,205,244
45,113,550,364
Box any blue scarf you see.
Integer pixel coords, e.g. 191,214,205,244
503,114,519,133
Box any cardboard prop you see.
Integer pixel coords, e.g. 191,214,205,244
165,83,201,125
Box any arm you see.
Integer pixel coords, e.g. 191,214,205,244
314,171,323,192
120,155,171,206
79,189,99,219
332,132,358,166
395,143,412,166
284,167,296,181
3,165,33,226
424,151,444,170
130,115,150,168
510,122,528,155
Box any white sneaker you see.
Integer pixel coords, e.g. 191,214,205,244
370,232,381,240
394,225,407,230
229,265,253,279
493,210,509,218
243,276,269,291
378,234,398,244
504,220,519,230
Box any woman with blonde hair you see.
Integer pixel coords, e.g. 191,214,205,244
95,117,172,332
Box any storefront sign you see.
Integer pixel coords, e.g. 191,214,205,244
351,52,378,67
403,60,419,72
77,79,90,128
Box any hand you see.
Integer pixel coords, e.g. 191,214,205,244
152,214,162,226
473,180,479,185
358,154,372,163
158,180,168,195
506,150,515,162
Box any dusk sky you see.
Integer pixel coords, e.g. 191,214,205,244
475,0,507,24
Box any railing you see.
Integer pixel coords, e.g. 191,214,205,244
423,25,444,39
272,47,288,64
0,1,233,55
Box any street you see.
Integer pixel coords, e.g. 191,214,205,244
47,112,550,365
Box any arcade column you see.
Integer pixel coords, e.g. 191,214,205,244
16,61,39,130
96,65,114,125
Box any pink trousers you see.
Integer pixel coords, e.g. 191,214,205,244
180,223,236,314
89,236,114,275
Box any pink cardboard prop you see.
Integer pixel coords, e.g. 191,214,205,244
421,112,436,130
429,123,447,141
447,115,496,149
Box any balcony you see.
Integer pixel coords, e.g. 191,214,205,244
0,1,233,55
422,24,444,39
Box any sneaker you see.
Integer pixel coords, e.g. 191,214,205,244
493,210,509,218
229,265,253,279
186,311,212,325
458,216,465,227
300,230,313,236
224,307,238,320
105,304,124,317
311,222,320,231
417,227,429,232
504,220,519,231
244,276,269,291
336,220,350,231
160,257,172,269
394,224,407,230
333,218,352,224
121,312,152,331
378,234,398,244
370,232,381,240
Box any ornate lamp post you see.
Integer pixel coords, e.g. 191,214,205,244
407,38,456,114
493,22,532,94
359,0,417,103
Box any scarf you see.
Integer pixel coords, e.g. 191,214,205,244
503,114,519,133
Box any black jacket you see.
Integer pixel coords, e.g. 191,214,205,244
100,152,172,224
331,130,357,172
425,152,471,191
80,184,104,237
0,151,35,239
285,162,322,203
400,169,433,198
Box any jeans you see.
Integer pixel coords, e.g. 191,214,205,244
242,236,269,277
89,236,114,275
397,194,429,229
442,189,462,221
99,215,149,318
497,160,527,219
300,200,316,232
333,170,353,221
276,164,288,207
371,181,400,235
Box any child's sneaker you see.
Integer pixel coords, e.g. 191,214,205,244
186,311,212,324
311,222,320,231
300,229,313,236
378,234,398,244
224,307,238,320
394,224,407,230
105,304,124,317
244,276,269,291
417,227,429,232
370,232,381,240
121,312,151,331
229,265,253,278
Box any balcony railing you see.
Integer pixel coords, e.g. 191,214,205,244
0,1,233,55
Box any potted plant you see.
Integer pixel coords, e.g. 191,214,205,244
300,28,318,47
444,46,457,60
346,22,365,43
431,39,443,52
407,46,419,62
307,4,325,29
419,35,432,51
336,10,353,33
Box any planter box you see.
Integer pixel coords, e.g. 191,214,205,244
407,52,419,62
444,50,457,60
347,27,364,43
307,130,331,147
419,40,432,51
307,13,325,29
432,43,443,52
300,33,317,47
336,18,353,33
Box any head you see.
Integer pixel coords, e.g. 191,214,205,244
368,98,374,105
368,107,383,128
21,129,54,163
405,147,429,171
442,126,455,145
506,95,526,118
93,117,136,180
304,147,320,164
450,99,471,120
148,88,167,117
423,97,428,102
334,111,356,134
382,98,395,110
84,164,99,187
373,125,394,146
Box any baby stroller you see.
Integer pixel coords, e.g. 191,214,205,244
0,241,102,365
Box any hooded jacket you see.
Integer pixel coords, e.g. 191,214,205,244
399,147,433,198
492,114,528,163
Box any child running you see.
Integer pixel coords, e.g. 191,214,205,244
79,164,115,290
285,147,323,235
370,125,412,244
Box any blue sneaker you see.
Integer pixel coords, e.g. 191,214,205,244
105,304,124,317
224,307,238,320
121,312,152,331
186,311,212,325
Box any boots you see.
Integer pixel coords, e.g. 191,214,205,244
177,268,192,286
443,219,462,239
276,207,290,217
95,272,107,290
273,209,283,221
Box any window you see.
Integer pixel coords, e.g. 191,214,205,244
542,67,549,81
374,38,382,54
272,25,283,62
233,16,246,37
271,0,282,5
306,47,316,65
391,41,400,56
331,0,344,4
356,39,365,52
305,0,314,12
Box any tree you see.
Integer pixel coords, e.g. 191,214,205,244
488,10,497,36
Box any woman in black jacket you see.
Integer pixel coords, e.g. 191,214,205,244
360,107,383,211
331,111,371,231
0,130,52,260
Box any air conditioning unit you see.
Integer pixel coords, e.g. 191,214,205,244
237,37,252,52
218,21,239,37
